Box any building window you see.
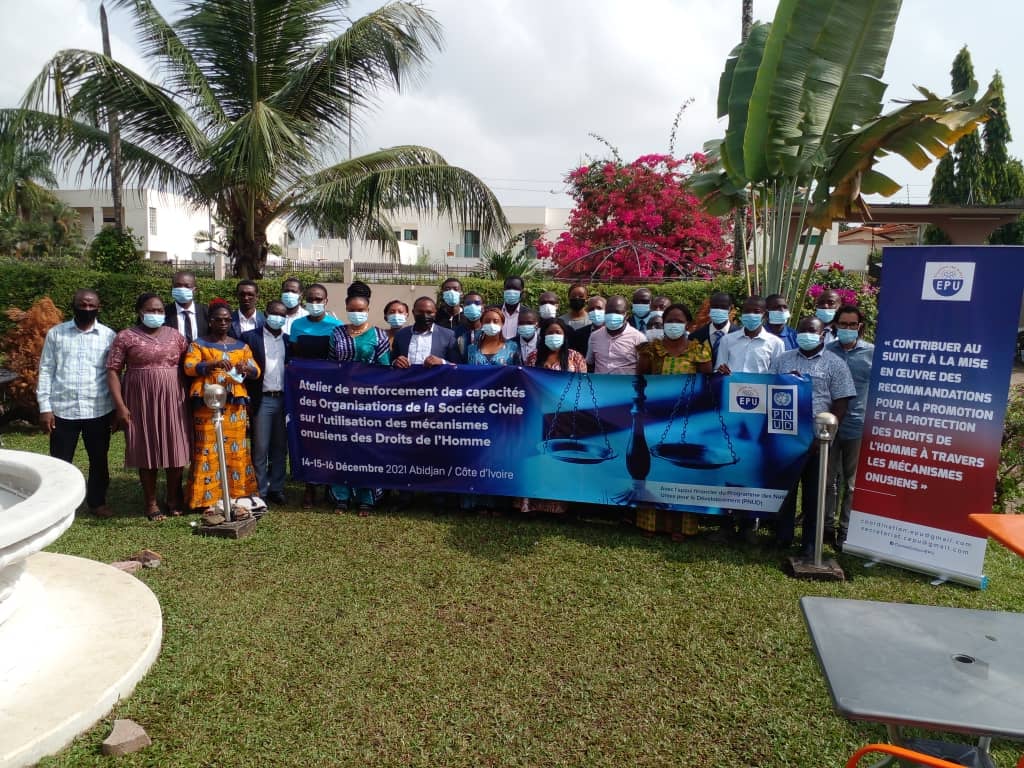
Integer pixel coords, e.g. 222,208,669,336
463,229,480,259
148,207,158,236
523,230,538,259
403,229,418,242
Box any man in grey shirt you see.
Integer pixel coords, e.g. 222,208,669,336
770,316,856,556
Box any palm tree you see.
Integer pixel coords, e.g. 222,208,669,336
6,0,507,277
0,139,58,220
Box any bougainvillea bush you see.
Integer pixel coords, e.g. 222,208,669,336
802,262,879,335
534,154,731,281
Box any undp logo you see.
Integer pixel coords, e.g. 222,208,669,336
932,265,964,297
773,390,792,407
921,261,975,302
736,386,761,411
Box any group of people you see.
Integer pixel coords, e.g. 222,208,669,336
37,273,874,555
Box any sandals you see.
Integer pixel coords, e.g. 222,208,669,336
145,505,166,522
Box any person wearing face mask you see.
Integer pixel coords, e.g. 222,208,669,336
628,287,654,333
644,314,664,343
500,276,526,339
454,292,484,359
586,295,646,374
287,283,341,362
568,295,605,356
241,300,291,506
183,300,261,513
636,302,709,541
689,292,739,369
770,317,855,556
382,299,409,352
280,277,308,335
537,291,560,324
106,293,190,520
515,307,540,362
328,281,391,516
715,295,784,375
392,296,460,368
518,318,587,518
38,289,116,519
466,307,520,366
559,283,591,331
164,271,208,343
765,293,798,350
434,278,464,330
824,305,874,547
813,289,841,343
650,295,671,323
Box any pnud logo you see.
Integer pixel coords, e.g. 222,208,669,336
932,265,964,297
736,385,760,411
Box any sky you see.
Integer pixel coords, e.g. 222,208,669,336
1,0,1022,209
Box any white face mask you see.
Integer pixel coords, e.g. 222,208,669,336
538,304,558,320
481,322,502,337
645,328,664,342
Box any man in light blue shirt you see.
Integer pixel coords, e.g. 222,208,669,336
825,305,875,546
37,289,116,517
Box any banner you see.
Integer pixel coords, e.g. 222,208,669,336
286,361,814,514
848,246,1024,587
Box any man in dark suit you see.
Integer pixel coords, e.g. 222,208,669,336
232,279,265,338
689,291,739,368
164,270,208,343
241,300,289,504
392,296,460,368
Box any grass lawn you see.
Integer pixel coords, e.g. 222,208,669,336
5,429,1023,768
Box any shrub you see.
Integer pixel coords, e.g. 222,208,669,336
89,227,143,273
995,384,1024,512
0,297,64,419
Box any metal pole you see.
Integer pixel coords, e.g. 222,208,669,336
815,428,830,567
212,407,233,521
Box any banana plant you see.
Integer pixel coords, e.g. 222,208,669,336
690,0,996,312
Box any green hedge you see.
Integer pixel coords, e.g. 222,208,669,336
0,261,750,334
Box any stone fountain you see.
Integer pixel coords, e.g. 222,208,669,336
0,449,162,767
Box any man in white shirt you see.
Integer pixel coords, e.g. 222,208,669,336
586,295,646,374
163,271,207,343
231,279,265,337
392,297,459,367
716,295,784,375
242,300,289,504
37,289,116,517
500,276,525,340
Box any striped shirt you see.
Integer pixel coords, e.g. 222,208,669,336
770,347,856,416
37,320,115,418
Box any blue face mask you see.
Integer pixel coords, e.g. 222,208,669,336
141,313,164,329
544,334,565,350
709,307,731,325
837,328,860,345
604,313,626,331
663,322,687,340
740,313,764,331
518,324,537,339
588,309,605,325
386,313,407,328
306,302,325,317
816,307,837,324
632,303,650,319
281,291,300,309
768,309,790,325
442,289,460,307
265,314,286,331
171,287,193,304
503,289,522,305
481,322,502,337
797,332,823,351
347,311,368,325
463,303,483,321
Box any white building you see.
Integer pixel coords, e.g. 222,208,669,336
285,205,572,266
55,188,287,263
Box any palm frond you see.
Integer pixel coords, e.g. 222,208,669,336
107,0,227,127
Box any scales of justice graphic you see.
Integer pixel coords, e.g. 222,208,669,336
539,372,740,507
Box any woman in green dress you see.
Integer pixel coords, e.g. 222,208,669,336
328,281,391,515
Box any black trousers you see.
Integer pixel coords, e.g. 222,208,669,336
50,412,112,509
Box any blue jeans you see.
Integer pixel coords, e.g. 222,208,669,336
252,395,287,497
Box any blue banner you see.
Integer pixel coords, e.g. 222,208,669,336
849,245,1024,586
285,361,813,514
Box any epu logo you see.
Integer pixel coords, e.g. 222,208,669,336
932,266,964,297
736,386,760,411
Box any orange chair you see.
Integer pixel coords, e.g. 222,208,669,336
845,743,981,768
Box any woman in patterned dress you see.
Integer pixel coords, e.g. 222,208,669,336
328,281,391,515
183,300,261,512
636,303,712,540
106,293,190,520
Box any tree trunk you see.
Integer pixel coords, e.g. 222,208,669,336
732,0,755,275
230,219,268,279
100,3,124,233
